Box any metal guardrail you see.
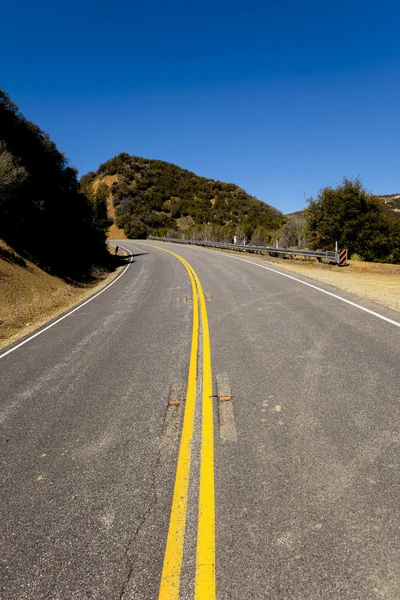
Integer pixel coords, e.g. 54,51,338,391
149,236,341,264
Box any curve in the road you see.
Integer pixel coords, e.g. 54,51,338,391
168,244,400,329
150,245,216,600
0,247,134,360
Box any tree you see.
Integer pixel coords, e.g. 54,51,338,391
306,178,397,262
125,216,148,239
250,227,271,246
92,183,113,232
0,141,27,198
278,215,308,248
0,87,109,278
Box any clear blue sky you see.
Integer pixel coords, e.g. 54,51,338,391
2,0,399,213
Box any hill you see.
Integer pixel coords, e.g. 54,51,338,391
81,153,285,242
379,194,400,219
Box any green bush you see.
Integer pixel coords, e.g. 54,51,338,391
306,178,400,263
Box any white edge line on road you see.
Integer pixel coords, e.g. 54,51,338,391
0,245,133,361
165,244,400,329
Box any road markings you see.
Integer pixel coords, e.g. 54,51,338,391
0,246,133,360
145,244,216,600
157,250,199,600
169,244,400,329
194,266,216,600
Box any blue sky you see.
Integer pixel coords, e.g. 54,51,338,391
2,0,399,213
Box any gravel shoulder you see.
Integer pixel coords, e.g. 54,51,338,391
215,249,400,313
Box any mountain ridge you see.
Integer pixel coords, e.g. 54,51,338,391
81,153,285,242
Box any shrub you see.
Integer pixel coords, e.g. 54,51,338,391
306,177,400,263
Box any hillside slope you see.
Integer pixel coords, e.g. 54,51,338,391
0,239,126,349
0,240,86,348
91,175,127,239
81,153,285,242
379,194,400,219
0,88,109,278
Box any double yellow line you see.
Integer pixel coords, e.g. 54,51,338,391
149,245,216,600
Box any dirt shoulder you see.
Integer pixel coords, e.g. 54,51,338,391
0,241,128,351
217,249,400,313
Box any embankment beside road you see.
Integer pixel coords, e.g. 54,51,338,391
0,240,126,350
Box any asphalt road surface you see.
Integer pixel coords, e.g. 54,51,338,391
1,240,399,600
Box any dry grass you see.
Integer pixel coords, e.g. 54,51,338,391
0,240,125,350
107,223,127,239
91,174,119,219
277,259,400,312
91,175,127,239
226,250,400,312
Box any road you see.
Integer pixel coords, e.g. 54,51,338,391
1,240,399,599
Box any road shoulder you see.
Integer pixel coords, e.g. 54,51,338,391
0,242,129,351
193,246,400,313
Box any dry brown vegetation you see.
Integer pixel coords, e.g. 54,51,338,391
0,240,124,350
232,250,400,312
107,223,127,240
91,174,127,239
91,174,119,219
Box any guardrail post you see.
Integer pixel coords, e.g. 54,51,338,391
339,249,348,266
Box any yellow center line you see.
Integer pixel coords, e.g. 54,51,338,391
142,243,216,599
192,268,216,600
154,248,199,600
